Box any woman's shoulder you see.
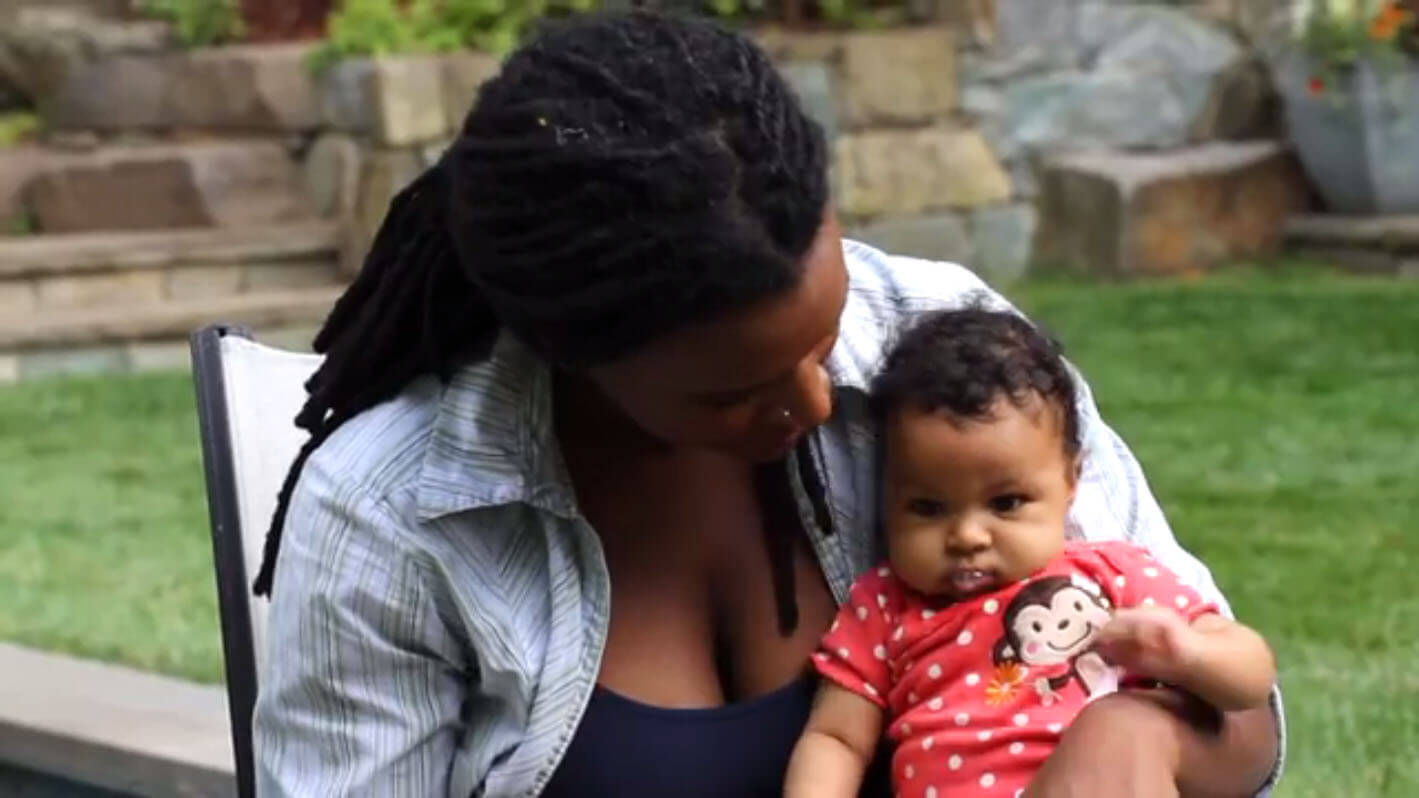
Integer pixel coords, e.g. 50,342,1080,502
841,239,1004,313
302,373,446,506
831,240,1012,389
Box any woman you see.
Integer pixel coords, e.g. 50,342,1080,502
253,12,1283,797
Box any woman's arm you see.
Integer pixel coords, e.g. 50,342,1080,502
1025,688,1279,798
253,461,472,795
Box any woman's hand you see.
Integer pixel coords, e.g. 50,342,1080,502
1023,688,1278,798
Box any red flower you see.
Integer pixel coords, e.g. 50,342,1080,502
1307,76,1326,96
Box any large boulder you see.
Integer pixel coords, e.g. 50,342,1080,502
834,127,1011,218
984,3,1249,154
19,141,316,233
0,6,170,106
1034,141,1312,276
42,43,322,132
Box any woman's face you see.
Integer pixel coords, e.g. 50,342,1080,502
585,214,849,462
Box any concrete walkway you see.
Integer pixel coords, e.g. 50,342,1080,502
0,643,235,797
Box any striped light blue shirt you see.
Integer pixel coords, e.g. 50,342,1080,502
254,240,1285,796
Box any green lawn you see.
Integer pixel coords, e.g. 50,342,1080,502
1,267,1416,795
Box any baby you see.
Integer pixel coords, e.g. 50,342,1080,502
785,308,1275,798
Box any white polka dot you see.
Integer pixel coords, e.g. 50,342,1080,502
922,609,935,620
948,754,962,770
837,647,850,659
905,764,915,779
877,593,888,608
925,787,936,798
901,722,912,736
928,663,943,679
928,697,944,711
1015,791,1024,798
878,566,890,577
1047,723,1064,734
1175,595,1190,608
957,630,974,646
951,712,968,726
1009,742,1025,755
908,691,919,703
1115,575,1127,588
923,736,935,751
980,773,996,788
873,645,887,660
1144,567,1159,578
1143,597,1156,606
983,598,999,614
1013,713,1029,726
965,672,981,686
893,626,905,642
864,683,879,697
856,605,868,621
977,730,993,741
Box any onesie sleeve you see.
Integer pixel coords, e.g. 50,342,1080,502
1085,541,1219,622
812,566,898,708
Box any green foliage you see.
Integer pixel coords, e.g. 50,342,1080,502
2,210,35,236
312,0,598,71
140,0,244,48
682,0,912,28
1296,0,1417,72
0,111,40,149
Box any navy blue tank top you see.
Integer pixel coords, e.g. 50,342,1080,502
542,675,891,797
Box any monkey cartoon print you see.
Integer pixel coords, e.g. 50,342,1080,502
992,574,1121,705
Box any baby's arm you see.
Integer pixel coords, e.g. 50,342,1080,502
1094,607,1275,711
785,682,883,798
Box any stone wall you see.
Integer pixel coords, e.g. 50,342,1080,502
2,1,1305,287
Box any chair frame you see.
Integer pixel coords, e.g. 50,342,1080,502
190,324,261,798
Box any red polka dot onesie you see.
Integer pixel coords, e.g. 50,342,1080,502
812,541,1216,798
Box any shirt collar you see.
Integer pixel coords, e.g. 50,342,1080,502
415,332,578,521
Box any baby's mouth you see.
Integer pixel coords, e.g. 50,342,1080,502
946,568,996,597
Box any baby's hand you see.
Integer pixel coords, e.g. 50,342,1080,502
1090,606,1198,684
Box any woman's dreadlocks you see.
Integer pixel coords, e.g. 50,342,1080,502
255,12,831,635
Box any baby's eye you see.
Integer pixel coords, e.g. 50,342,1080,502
989,494,1026,513
906,498,946,518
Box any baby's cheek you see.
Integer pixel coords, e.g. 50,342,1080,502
1025,641,1040,656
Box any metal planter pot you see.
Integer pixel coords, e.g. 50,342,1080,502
1276,54,1419,214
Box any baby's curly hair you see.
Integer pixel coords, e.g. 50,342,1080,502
870,307,1081,456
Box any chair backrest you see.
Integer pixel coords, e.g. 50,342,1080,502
191,326,321,798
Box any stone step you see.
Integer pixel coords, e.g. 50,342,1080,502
0,140,318,234
0,285,340,352
1035,141,1313,276
0,223,342,317
0,642,234,798
1283,214,1419,275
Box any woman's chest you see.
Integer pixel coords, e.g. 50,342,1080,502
572,450,838,703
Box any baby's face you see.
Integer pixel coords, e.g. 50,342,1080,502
882,395,1077,601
